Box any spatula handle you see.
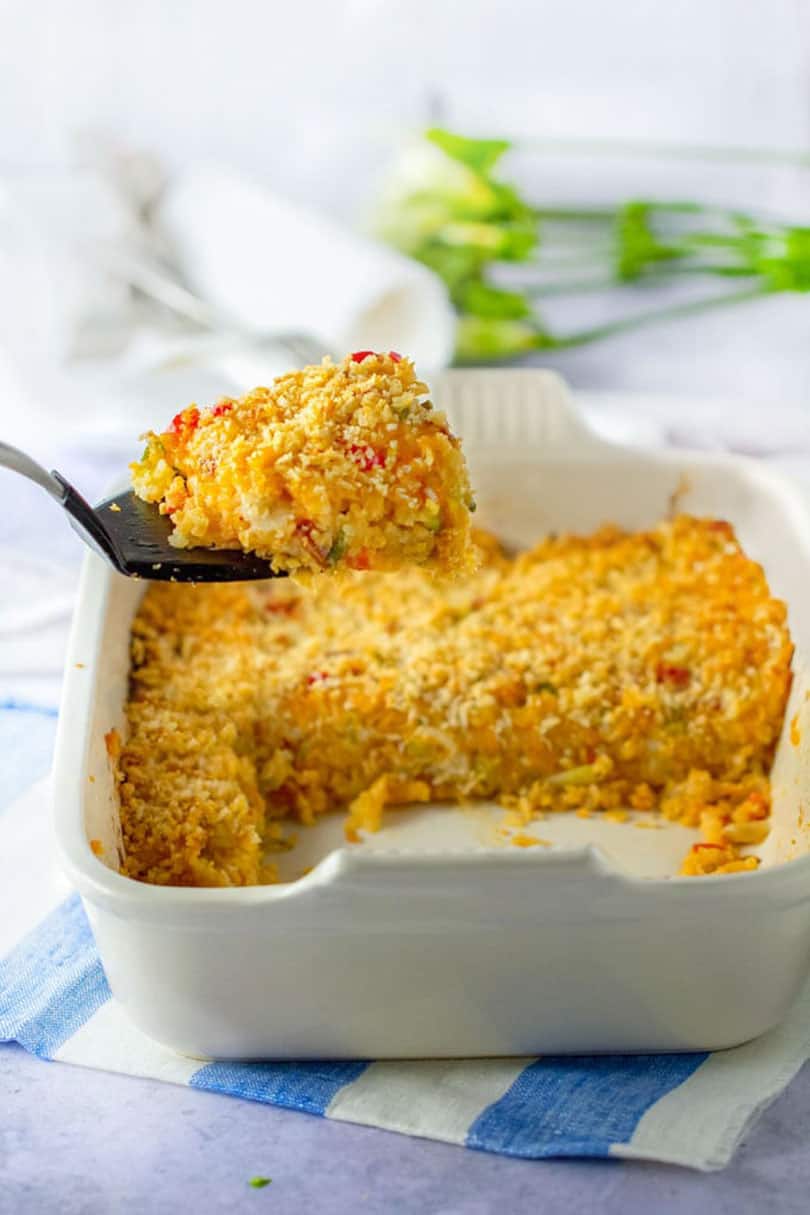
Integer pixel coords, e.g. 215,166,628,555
0,441,122,568
0,442,68,501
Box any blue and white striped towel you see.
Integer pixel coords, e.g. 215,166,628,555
3,706,810,1172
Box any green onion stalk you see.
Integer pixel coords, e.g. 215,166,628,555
373,128,810,362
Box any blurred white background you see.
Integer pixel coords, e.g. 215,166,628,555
1,0,810,426
3,0,810,193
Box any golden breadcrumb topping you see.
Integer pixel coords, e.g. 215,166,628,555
115,516,792,886
130,351,475,575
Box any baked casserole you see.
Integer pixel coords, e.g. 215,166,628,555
115,515,792,885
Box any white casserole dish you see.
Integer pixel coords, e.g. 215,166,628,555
53,369,810,1059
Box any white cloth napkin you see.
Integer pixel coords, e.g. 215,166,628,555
158,167,455,370
0,152,455,445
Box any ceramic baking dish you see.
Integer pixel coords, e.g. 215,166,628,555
53,369,810,1060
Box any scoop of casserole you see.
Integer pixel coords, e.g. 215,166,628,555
131,351,476,576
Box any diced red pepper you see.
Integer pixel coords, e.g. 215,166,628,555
264,599,297,615
348,443,386,472
741,792,768,819
349,549,371,571
169,406,200,435
708,520,733,535
656,662,691,689
306,671,329,686
296,519,316,537
350,350,402,364
211,401,233,418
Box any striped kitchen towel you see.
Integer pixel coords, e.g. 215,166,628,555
3,773,810,1171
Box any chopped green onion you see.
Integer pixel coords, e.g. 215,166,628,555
376,126,810,361
327,529,348,565
546,763,601,787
